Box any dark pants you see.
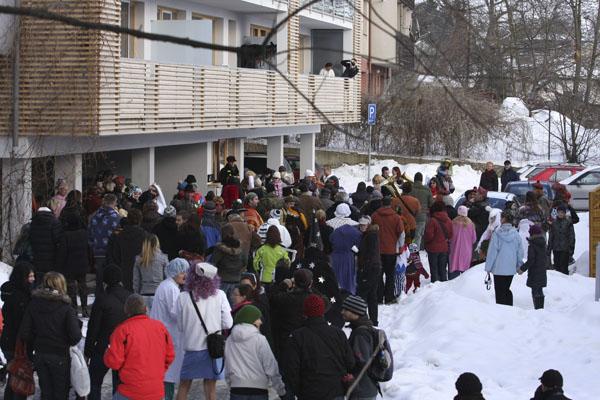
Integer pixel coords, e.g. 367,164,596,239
448,270,462,280
230,394,269,400
357,268,380,326
3,351,27,400
94,256,106,296
553,251,570,275
67,275,88,309
428,252,448,283
379,254,397,303
34,353,70,400
493,275,514,306
89,352,119,400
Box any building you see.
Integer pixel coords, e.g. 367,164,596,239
361,0,414,97
0,0,362,260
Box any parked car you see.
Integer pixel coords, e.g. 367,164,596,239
455,191,520,210
519,162,585,182
560,166,600,211
504,181,555,204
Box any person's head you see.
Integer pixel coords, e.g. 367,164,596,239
382,196,392,208
334,203,352,218
525,191,537,205
140,234,161,268
409,243,419,254
539,369,563,391
233,304,262,329
266,225,282,247
392,166,401,176
103,193,117,208
9,261,35,290
124,294,147,317
401,181,413,194
381,166,390,177
414,172,423,182
476,187,488,201
226,155,236,165
42,271,67,295
266,182,276,194
334,191,349,203
429,179,437,188
556,204,567,218
294,268,313,290
305,169,315,180
163,205,176,219
298,182,309,193
175,210,189,227
430,201,446,213
457,205,469,217
231,284,254,306
485,161,494,171
103,263,123,287
303,293,325,318
186,262,220,301
166,258,188,285
341,295,368,322
529,224,543,237
324,62,333,70
504,160,511,170
278,165,287,173
65,190,82,207
351,58,357,65
148,185,159,198
142,201,159,215
323,165,332,176
245,192,259,208
240,272,258,289
500,209,513,225
358,215,371,232
55,179,68,196
455,372,483,398
284,195,296,208
186,213,202,230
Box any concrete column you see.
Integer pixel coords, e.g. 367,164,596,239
131,147,155,188
54,154,83,192
267,136,284,171
221,18,229,66
299,132,315,176
233,138,244,177
1,158,32,262
154,143,212,196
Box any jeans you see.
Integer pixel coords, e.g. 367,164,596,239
379,254,397,303
34,352,70,400
357,268,380,326
493,275,514,306
553,251,570,275
413,218,427,250
3,351,27,400
230,394,269,400
164,382,175,400
427,252,448,283
89,352,119,400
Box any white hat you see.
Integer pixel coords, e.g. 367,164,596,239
305,169,315,178
273,171,281,179
195,262,218,279
334,203,351,218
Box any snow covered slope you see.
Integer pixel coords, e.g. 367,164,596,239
379,264,600,400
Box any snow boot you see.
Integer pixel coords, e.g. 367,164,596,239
533,296,545,310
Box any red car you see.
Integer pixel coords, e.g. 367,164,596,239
525,163,585,182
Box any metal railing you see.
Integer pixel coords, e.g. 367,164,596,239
302,0,354,21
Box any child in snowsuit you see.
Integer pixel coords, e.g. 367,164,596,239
517,224,547,309
405,244,430,293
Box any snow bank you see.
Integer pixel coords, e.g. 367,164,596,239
501,97,530,117
379,264,600,400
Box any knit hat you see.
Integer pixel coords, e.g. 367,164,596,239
303,294,325,318
455,372,483,396
163,205,176,218
240,272,257,286
414,172,423,182
529,224,543,236
294,268,313,289
203,201,216,212
540,369,563,388
166,258,189,278
245,192,258,203
370,190,383,200
103,264,122,286
358,215,371,226
457,205,468,217
334,203,351,218
342,295,368,316
233,305,262,326
195,262,218,279
504,160,511,166
270,209,283,219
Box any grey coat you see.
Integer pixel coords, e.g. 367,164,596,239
411,182,434,221
548,218,575,254
133,251,168,295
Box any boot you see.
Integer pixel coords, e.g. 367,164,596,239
533,296,545,310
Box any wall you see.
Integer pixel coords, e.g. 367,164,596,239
150,20,213,65
370,0,397,65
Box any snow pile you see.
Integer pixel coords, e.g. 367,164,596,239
379,264,600,400
501,97,530,117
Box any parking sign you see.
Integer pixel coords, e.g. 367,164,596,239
368,103,377,125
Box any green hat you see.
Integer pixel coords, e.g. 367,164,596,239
233,305,262,326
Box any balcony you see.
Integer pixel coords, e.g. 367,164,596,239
301,0,354,21
98,59,360,135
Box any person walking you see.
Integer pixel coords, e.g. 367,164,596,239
29,206,66,282
225,305,287,400
176,262,233,400
329,218,362,294
449,206,477,279
548,205,575,275
518,225,548,309
500,160,519,191
153,205,180,260
411,172,434,249
85,264,131,400
284,294,355,400
1,262,35,400
424,201,453,283
61,212,91,316
89,193,121,281
133,234,169,310
485,211,523,306
150,258,189,400
357,216,381,326
479,162,499,192
19,272,82,400
104,294,175,400
253,226,290,287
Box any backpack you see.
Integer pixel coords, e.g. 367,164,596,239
360,326,394,382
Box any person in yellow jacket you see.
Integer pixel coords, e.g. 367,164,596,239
253,225,290,285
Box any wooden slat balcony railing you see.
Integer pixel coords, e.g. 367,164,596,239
98,59,360,135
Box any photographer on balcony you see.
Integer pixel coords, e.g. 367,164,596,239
341,58,359,78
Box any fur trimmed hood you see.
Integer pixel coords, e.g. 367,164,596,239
216,241,242,256
32,288,71,304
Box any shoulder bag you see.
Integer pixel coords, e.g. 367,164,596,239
189,291,225,374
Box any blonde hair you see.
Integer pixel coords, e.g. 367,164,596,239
453,215,474,228
140,234,161,268
43,272,67,295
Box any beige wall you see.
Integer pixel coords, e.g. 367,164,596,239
369,0,398,65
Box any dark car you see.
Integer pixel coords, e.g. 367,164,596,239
504,181,555,203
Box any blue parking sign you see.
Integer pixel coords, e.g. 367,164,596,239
368,103,377,125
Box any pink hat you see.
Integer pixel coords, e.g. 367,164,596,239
458,205,469,217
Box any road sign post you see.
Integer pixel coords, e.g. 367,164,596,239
367,104,377,182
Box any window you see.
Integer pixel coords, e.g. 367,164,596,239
158,6,185,20
120,1,129,57
553,169,572,182
576,171,600,185
251,25,271,38
525,167,545,179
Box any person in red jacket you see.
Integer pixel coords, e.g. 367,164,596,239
424,201,454,283
371,196,404,304
104,294,175,400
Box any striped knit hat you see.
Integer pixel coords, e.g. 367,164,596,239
342,295,368,317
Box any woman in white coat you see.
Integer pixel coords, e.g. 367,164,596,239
149,258,189,400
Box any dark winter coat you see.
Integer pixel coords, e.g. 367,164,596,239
0,281,32,354
89,206,121,257
519,235,547,288
218,164,240,186
468,200,490,240
412,181,434,220
548,217,575,254
175,225,207,257
141,211,162,233
501,168,520,191
284,317,355,400
531,386,571,400
351,191,369,209
298,193,323,219
29,210,66,273
479,170,499,192
212,239,244,282
358,225,382,272
424,211,454,253
269,285,313,359
348,319,379,398
19,288,82,356
62,228,92,279
106,225,146,292
152,217,180,260
84,284,131,358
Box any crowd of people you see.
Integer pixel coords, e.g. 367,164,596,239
0,157,578,399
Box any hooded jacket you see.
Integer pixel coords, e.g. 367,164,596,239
29,210,66,273
224,323,285,395
253,244,290,284
519,235,547,288
213,238,245,282
424,211,453,253
19,288,82,356
485,223,524,276
106,224,146,292
153,217,179,260
371,206,404,254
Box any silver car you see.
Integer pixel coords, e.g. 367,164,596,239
560,166,600,211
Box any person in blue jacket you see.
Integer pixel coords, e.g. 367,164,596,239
485,210,523,306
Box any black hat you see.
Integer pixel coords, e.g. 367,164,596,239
455,372,483,396
185,174,197,184
294,268,313,289
227,155,236,162
382,196,392,206
103,263,122,286
414,172,423,182
540,369,563,388
504,160,511,166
